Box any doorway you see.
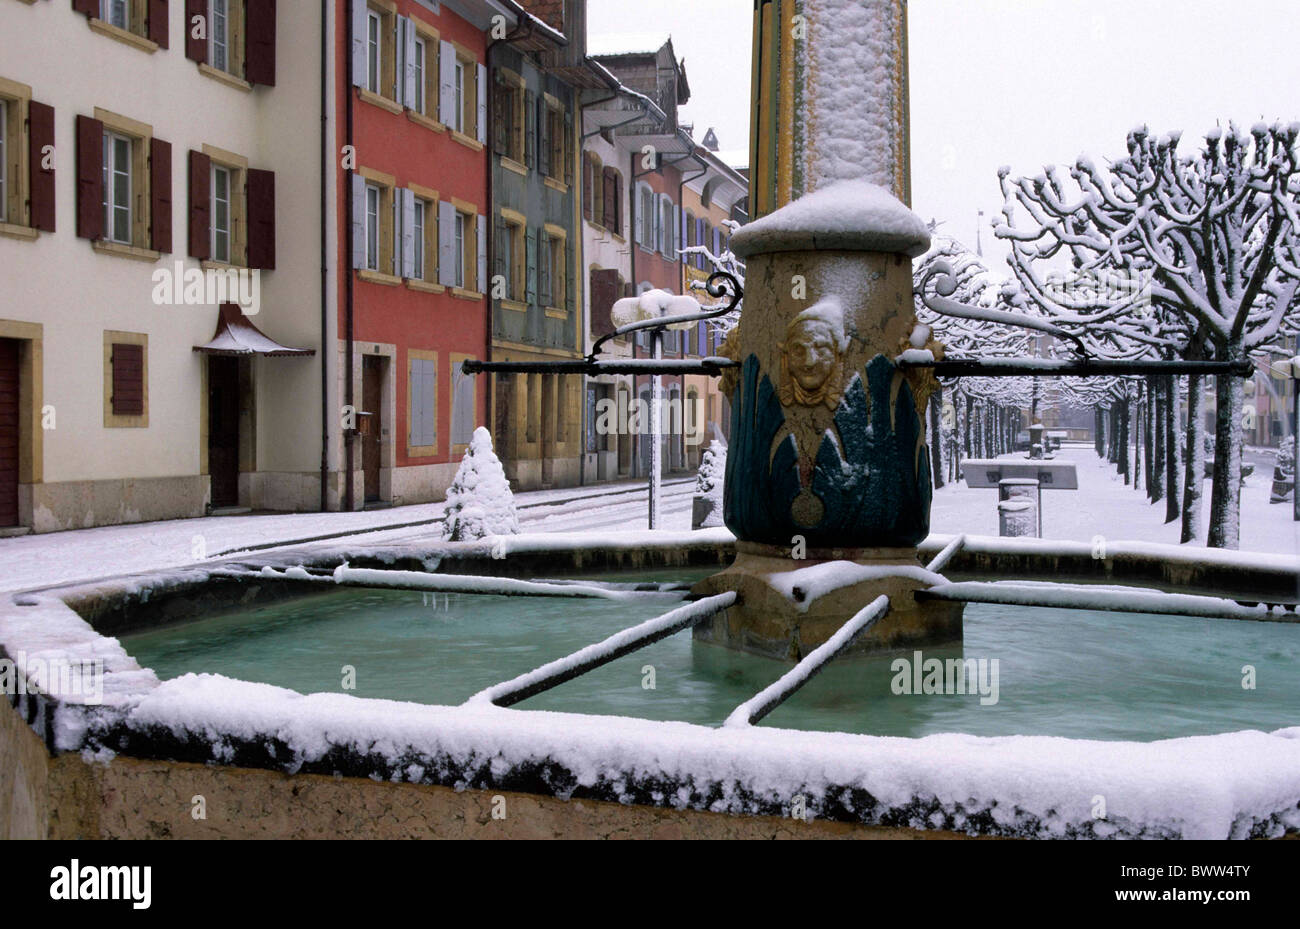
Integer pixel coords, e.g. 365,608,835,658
0,338,19,526
207,355,241,509
362,355,385,503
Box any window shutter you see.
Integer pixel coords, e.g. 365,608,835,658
350,0,368,86
476,214,487,293
437,200,455,287
185,0,206,63
563,110,574,186
398,187,415,278
148,0,169,49
75,115,103,240
696,217,705,268
28,101,55,233
397,17,415,106
491,77,508,155
111,344,144,416
615,173,624,233
633,184,642,246
589,268,618,338
188,149,211,259
538,233,551,307
438,40,455,125
350,173,367,269
524,227,536,304
582,157,592,221
247,168,275,269
476,63,488,145
523,90,535,168
245,0,277,86
537,96,549,178
601,168,615,232
713,226,722,258
492,215,505,292
564,241,574,313
72,0,97,17
149,138,172,253
452,368,475,447
676,204,684,262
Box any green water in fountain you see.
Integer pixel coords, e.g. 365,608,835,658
120,571,1300,741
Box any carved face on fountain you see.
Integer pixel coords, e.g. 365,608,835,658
779,301,848,409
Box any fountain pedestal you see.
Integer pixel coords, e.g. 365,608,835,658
693,543,963,661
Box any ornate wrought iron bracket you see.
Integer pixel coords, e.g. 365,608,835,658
462,271,743,378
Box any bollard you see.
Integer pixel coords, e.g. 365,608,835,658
998,478,1040,538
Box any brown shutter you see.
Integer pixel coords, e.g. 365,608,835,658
111,344,145,416
614,171,624,234
246,168,275,269
602,168,616,233
72,0,97,17
28,101,55,233
185,0,206,63
188,149,211,259
148,0,169,48
590,268,619,338
244,0,276,86
582,156,592,221
150,138,172,253
75,115,103,240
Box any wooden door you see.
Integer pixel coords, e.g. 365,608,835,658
362,356,384,502
0,339,19,527
207,356,240,508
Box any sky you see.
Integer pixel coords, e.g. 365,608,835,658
587,0,1300,270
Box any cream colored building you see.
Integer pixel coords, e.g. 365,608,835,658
0,1,330,532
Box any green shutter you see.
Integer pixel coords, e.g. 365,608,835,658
524,90,536,168
565,241,574,313
525,227,537,304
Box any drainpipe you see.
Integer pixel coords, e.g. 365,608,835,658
344,0,356,512
677,139,708,468
319,0,330,512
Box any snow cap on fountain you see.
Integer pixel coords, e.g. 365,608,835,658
611,289,701,332
729,178,930,259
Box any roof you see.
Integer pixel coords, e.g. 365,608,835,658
586,32,670,57
193,303,315,357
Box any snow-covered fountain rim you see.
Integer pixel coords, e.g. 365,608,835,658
728,179,931,260
3,536,1299,839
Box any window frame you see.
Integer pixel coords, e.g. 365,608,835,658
367,9,382,95
211,0,230,72
365,182,381,272
103,130,133,245
0,98,7,225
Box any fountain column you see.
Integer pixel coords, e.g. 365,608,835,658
693,0,962,660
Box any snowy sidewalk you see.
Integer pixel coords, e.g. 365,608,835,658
931,445,1300,556
0,476,694,595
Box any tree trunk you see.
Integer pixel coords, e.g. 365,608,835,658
1119,399,1131,484
1164,374,1181,524
1095,407,1105,457
1150,376,1164,503
1206,366,1244,549
964,395,973,461
930,386,944,490
1181,374,1205,543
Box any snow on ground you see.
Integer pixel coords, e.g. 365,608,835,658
931,444,1300,557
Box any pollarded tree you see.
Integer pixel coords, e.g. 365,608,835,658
996,123,1300,548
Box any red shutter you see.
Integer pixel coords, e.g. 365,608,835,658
150,138,172,253
188,149,211,260
244,0,276,86
111,344,145,416
75,115,103,240
28,101,55,233
582,157,592,221
185,0,206,63
71,0,97,17
148,0,169,48
246,168,275,269
590,268,620,339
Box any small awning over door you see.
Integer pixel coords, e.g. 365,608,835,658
193,303,315,357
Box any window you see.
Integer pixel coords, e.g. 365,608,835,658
547,234,566,308
412,198,425,279
545,102,564,182
636,183,655,248
211,164,232,263
500,215,524,301
493,70,525,163
412,37,426,114
408,353,437,453
365,183,380,271
103,0,129,30
453,211,465,288
659,196,675,257
211,0,229,71
367,11,381,94
602,167,622,236
103,132,132,245
104,331,148,428
451,60,465,134
0,99,7,224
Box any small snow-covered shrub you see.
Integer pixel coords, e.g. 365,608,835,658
442,427,520,541
1277,441,1295,478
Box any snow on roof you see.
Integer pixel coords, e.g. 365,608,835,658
729,178,930,259
587,32,670,57
714,147,749,170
